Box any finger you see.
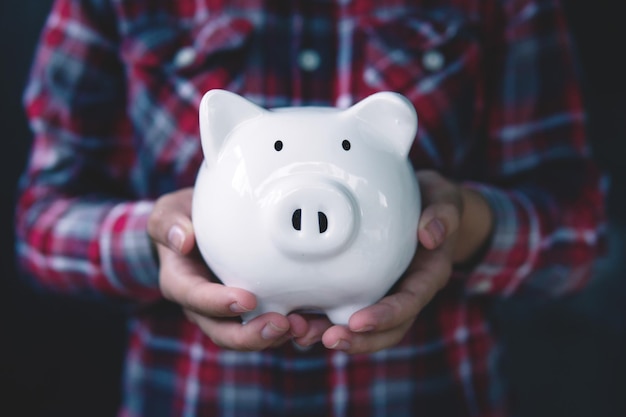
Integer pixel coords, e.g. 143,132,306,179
286,313,309,339
182,280,257,318
291,314,333,347
158,245,257,317
186,310,291,351
347,248,451,333
322,320,414,354
268,314,314,349
147,188,196,254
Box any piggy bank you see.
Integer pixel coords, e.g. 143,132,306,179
192,89,420,325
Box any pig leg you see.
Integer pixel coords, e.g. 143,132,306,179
325,304,369,326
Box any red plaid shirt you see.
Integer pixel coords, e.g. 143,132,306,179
16,0,605,416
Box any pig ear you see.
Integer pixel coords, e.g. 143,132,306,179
199,89,265,163
347,92,418,157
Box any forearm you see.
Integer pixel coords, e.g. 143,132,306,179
15,187,161,303
458,163,605,297
453,0,606,296
13,0,163,302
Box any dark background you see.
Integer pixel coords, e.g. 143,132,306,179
1,1,624,416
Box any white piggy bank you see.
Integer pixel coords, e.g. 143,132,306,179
192,89,420,325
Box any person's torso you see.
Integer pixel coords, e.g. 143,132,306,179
113,0,494,197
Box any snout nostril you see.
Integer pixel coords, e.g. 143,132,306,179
318,212,328,234
292,209,302,231
291,209,328,233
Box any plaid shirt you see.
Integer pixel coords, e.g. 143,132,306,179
16,0,605,416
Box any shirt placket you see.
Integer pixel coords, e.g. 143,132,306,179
290,0,337,106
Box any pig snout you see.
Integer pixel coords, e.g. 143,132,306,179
264,177,358,258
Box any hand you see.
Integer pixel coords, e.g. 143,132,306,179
292,170,492,354
147,188,307,351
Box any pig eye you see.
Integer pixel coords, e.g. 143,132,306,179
274,140,283,151
342,139,351,151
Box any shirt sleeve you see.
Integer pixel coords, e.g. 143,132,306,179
459,0,606,297
15,0,161,303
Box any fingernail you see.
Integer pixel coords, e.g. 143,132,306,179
354,325,374,333
426,219,445,246
229,302,251,314
167,225,185,252
292,340,314,352
330,339,351,351
261,322,288,340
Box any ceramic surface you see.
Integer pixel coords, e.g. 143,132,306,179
192,89,421,325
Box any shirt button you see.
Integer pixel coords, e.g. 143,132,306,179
298,49,321,72
422,49,445,72
174,46,197,68
472,280,492,293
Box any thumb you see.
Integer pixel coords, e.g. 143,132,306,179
415,171,463,250
417,203,462,250
147,188,196,255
